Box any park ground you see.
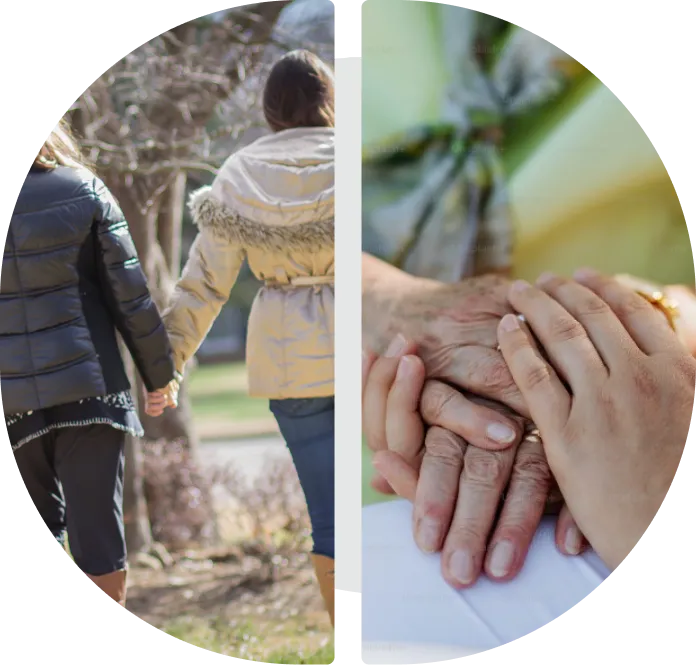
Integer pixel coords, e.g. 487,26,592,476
127,361,334,663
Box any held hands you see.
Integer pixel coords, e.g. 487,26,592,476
363,275,594,587
144,379,180,417
363,272,595,588
364,269,694,578
363,342,586,589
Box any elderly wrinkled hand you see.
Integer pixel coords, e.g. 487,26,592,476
363,338,587,588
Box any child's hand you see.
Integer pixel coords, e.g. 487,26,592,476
144,380,179,417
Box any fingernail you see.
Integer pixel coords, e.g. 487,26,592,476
536,272,556,286
396,355,416,381
449,550,475,585
499,313,520,332
564,525,583,555
486,422,517,444
511,279,531,293
385,333,408,358
416,516,441,553
573,267,599,282
488,540,516,578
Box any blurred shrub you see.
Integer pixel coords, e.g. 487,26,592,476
143,439,218,549
213,455,311,553
142,440,310,554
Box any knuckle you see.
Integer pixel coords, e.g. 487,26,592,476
549,315,585,343
447,521,487,545
575,295,610,318
468,355,517,399
424,426,466,467
612,293,651,320
419,501,453,525
464,449,508,486
421,381,457,423
512,450,552,487
522,362,552,392
492,515,536,542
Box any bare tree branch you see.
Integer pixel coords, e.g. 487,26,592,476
69,2,331,209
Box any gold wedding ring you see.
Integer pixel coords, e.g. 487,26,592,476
635,289,680,331
523,425,542,445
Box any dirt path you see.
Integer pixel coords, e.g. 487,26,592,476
127,548,325,625
126,543,331,660
127,437,332,661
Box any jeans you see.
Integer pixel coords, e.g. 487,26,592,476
270,396,334,559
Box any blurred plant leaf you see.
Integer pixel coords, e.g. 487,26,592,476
503,70,599,175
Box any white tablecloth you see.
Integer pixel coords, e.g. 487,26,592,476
362,500,609,662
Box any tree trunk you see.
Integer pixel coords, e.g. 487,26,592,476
158,170,186,276
120,352,153,555
122,434,153,554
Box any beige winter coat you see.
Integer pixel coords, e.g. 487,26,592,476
163,127,334,399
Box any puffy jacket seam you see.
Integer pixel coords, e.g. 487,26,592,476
0,281,74,300
6,226,40,406
7,239,81,259
14,193,94,216
0,353,91,380
0,315,83,337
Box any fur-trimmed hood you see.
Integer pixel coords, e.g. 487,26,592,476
189,127,334,250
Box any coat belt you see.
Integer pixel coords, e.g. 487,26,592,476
265,275,334,287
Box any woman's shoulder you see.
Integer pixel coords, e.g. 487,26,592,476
228,127,334,165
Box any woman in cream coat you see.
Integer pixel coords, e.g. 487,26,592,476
162,50,335,623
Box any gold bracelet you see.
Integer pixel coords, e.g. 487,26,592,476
635,289,680,331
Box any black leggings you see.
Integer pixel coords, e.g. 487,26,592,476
13,424,126,576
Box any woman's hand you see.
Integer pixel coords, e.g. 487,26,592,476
363,341,585,587
498,270,695,569
144,380,180,417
